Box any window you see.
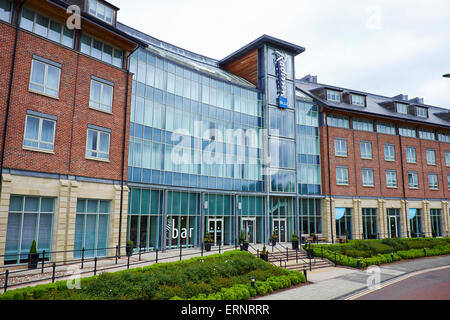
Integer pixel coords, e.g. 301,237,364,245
386,170,397,188
335,208,352,239
428,173,438,190
446,151,450,166
80,34,123,68
426,149,436,165
353,118,373,132
377,122,396,135
384,143,395,161
362,168,374,187
334,138,347,157
362,208,377,239
416,107,427,118
74,199,110,258
419,129,435,141
406,147,416,163
90,77,114,113
0,0,11,22
447,174,450,190
86,126,110,160
29,57,61,98
351,94,365,106
88,0,114,24
395,102,408,114
430,209,442,237
4,196,54,265
23,112,56,152
438,132,450,143
327,89,341,102
360,141,372,159
327,114,349,128
269,108,295,138
336,166,349,185
399,126,417,138
408,172,418,189
409,208,423,237
19,7,74,47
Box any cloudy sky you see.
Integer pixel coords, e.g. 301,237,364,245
114,0,450,109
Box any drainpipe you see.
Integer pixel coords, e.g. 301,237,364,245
325,112,334,244
118,45,140,255
398,135,410,238
0,0,28,197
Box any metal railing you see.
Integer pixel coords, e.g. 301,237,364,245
0,243,237,294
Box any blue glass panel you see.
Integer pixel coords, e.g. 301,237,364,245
144,126,152,140
152,170,160,184
208,177,216,189
201,176,208,188
173,173,181,186
409,208,417,219
153,129,161,142
127,166,133,181
137,82,146,97
175,95,183,108
216,177,223,190
181,174,189,187
234,179,241,191
135,124,143,138
167,93,174,106
190,175,198,188
132,167,141,182
142,169,151,183
145,85,153,100
164,172,172,185
154,89,163,104
129,122,135,137
335,208,346,220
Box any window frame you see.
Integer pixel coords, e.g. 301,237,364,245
88,0,114,24
23,113,56,153
360,140,372,159
89,77,114,113
336,166,349,185
326,89,341,103
362,168,374,187
416,106,428,118
405,146,416,164
29,58,61,99
85,126,111,161
426,149,436,165
395,102,408,114
384,143,395,162
0,0,12,23
428,173,439,190
334,138,347,157
407,171,419,189
386,170,397,188
351,94,365,107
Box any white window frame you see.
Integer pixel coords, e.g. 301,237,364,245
334,138,347,157
351,94,365,106
428,173,438,190
327,89,341,103
386,170,397,188
336,166,349,185
353,118,373,132
89,78,114,113
445,151,450,167
408,171,418,189
0,0,12,23
406,146,416,164
384,143,395,161
29,58,61,99
395,102,408,114
426,149,436,165
88,0,114,24
23,114,56,152
362,168,374,187
86,127,110,161
360,141,372,159
416,107,427,118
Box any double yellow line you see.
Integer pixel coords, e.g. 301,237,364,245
344,265,450,300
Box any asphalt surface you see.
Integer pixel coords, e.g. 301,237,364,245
356,267,450,300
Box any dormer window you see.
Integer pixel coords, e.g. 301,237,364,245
327,89,341,103
88,0,114,24
351,94,365,107
395,102,408,114
416,106,428,118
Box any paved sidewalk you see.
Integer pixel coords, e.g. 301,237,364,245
256,255,450,300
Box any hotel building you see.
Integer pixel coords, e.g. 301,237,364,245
0,0,448,266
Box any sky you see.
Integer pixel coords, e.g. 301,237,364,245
114,0,450,109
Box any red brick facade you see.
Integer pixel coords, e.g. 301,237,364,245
0,21,132,182
321,111,450,200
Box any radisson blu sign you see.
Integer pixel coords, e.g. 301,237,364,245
273,50,288,109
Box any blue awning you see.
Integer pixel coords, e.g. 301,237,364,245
335,207,346,220
409,208,417,219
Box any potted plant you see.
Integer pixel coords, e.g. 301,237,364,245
126,240,134,256
306,243,314,259
291,233,299,250
259,245,269,262
271,231,278,246
310,233,317,243
204,233,213,251
28,240,39,270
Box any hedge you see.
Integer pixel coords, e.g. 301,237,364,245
0,250,305,300
312,238,450,269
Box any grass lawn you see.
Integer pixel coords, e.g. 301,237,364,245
0,250,306,300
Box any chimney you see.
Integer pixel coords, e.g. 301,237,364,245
392,94,409,101
409,97,424,105
300,75,318,83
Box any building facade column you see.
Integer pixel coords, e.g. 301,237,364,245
352,199,362,239
442,201,449,237
65,180,79,262
0,174,12,267
400,200,409,238
322,197,336,243
377,199,387,239
112,185,128,257
53,179,70,262
422,200,432,237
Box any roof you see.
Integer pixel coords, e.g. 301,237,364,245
220,34,305,67
116,22,257,89
296,79,450,129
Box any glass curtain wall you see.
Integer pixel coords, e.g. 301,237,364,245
299,199,321,235
127,188,163,251
269,197,295,242
127,48,264,192
335,207,352,239
430,209,442,237
238,195,265,244
205,194,234,246
387,208,401,238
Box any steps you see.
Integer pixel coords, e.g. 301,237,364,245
259,247,334,271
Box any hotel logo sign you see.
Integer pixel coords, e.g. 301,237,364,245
273,50,288,109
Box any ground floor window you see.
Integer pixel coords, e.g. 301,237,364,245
238,195,265,244
387,208,401,238
409,208,423,237
74,199,110,258
362,208,377,239
430,209,442,237
4,196,54,265
335,207,352,239
299,198,322,235
270,197,295,242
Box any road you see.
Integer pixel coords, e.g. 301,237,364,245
356,266,450,300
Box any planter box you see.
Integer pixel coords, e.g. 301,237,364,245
292,241,299,250
240,242,249,251
260,253,269,262
126,244,133,256
204,243,212,252
28,253,39,270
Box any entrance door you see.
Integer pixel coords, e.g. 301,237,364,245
208,218,223,246
388,216,398,238
242,218,256,244
273,218,287,242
